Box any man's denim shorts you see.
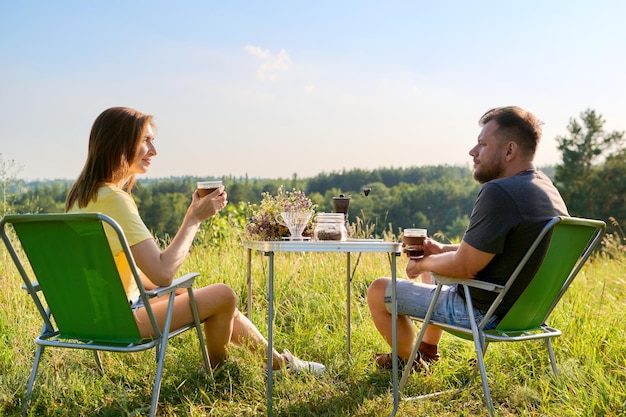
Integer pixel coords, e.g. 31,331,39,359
384,279,499,330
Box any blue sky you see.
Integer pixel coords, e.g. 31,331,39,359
1,1,625,181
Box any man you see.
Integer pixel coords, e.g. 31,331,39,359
367,106,569,371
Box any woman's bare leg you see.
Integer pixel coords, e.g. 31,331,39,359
135,283,237,368
230,309,285,369
135,283,286,369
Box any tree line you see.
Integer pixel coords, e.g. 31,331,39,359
0,166,481,240
1,109,624,242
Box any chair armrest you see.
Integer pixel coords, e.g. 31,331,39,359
22,282,41,292
433,274,505,293
146,272,200,298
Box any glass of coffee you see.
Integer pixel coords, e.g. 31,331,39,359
197,180,223,197
402,228,427,259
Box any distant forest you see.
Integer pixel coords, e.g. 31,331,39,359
0,164,566,242
2,108,625,242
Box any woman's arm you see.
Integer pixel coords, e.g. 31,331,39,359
131,187,227,287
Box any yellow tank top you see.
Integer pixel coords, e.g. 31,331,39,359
68,184,153,303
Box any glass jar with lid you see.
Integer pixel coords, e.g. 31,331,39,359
314,213,348,241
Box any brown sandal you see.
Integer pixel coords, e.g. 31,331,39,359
417,341,441,363
373,352,430,375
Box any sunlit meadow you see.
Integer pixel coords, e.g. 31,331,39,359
0,215,624,416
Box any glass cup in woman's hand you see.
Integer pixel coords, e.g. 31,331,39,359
197,180,223,197
402,228,427,259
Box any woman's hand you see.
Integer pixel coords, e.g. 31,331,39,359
133,185,229,286
189,186,228,222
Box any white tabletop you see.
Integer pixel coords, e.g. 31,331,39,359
243,238,402,253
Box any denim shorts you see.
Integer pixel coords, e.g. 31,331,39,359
129,296,145,310
384,279,499,330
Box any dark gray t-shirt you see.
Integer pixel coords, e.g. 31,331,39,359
461,169,568,316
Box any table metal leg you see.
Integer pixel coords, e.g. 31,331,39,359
346,252,351,358
389,252,399,417
247,248,252,319
265,251,275,416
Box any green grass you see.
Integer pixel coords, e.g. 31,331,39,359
1,234,625,416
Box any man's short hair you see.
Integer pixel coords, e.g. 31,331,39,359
479,106,543,158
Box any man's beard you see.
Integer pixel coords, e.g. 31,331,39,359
473,156,505,184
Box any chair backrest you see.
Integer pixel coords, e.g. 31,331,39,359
495,216,605,333
1,213,144,345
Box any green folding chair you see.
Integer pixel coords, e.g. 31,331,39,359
0,213,212,417
397,216,606,416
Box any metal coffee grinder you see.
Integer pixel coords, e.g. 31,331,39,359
332,194,351,236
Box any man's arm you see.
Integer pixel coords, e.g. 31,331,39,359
406,240,495,279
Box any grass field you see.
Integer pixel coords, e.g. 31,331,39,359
1,230,625,416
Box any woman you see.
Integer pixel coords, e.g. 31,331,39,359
65,106,325,374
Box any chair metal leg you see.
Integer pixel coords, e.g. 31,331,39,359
398,283,458,412
188,287,212,378
474,343,495,416
465,340,489,387
399,321,425,393
23,344,45,417
546,338,558,376
463,286,495,417
93,351,104,374
400,284,497,417
149,292,177,417
150,341,168,417
399,283,444,391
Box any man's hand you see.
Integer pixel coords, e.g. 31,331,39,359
406,257,427,279
405,240,496,280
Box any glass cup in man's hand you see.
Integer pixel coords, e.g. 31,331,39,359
197,180,223,197
402,228,427,259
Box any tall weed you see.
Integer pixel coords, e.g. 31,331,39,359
0,224,625,416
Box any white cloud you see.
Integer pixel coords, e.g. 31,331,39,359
244,45,292,81
303,84,315,94
244,45,269,59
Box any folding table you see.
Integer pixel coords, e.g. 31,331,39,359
243,239,402,416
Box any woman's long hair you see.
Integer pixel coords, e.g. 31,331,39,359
65,107,153,211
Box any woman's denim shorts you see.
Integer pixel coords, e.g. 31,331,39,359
130,296,145,310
